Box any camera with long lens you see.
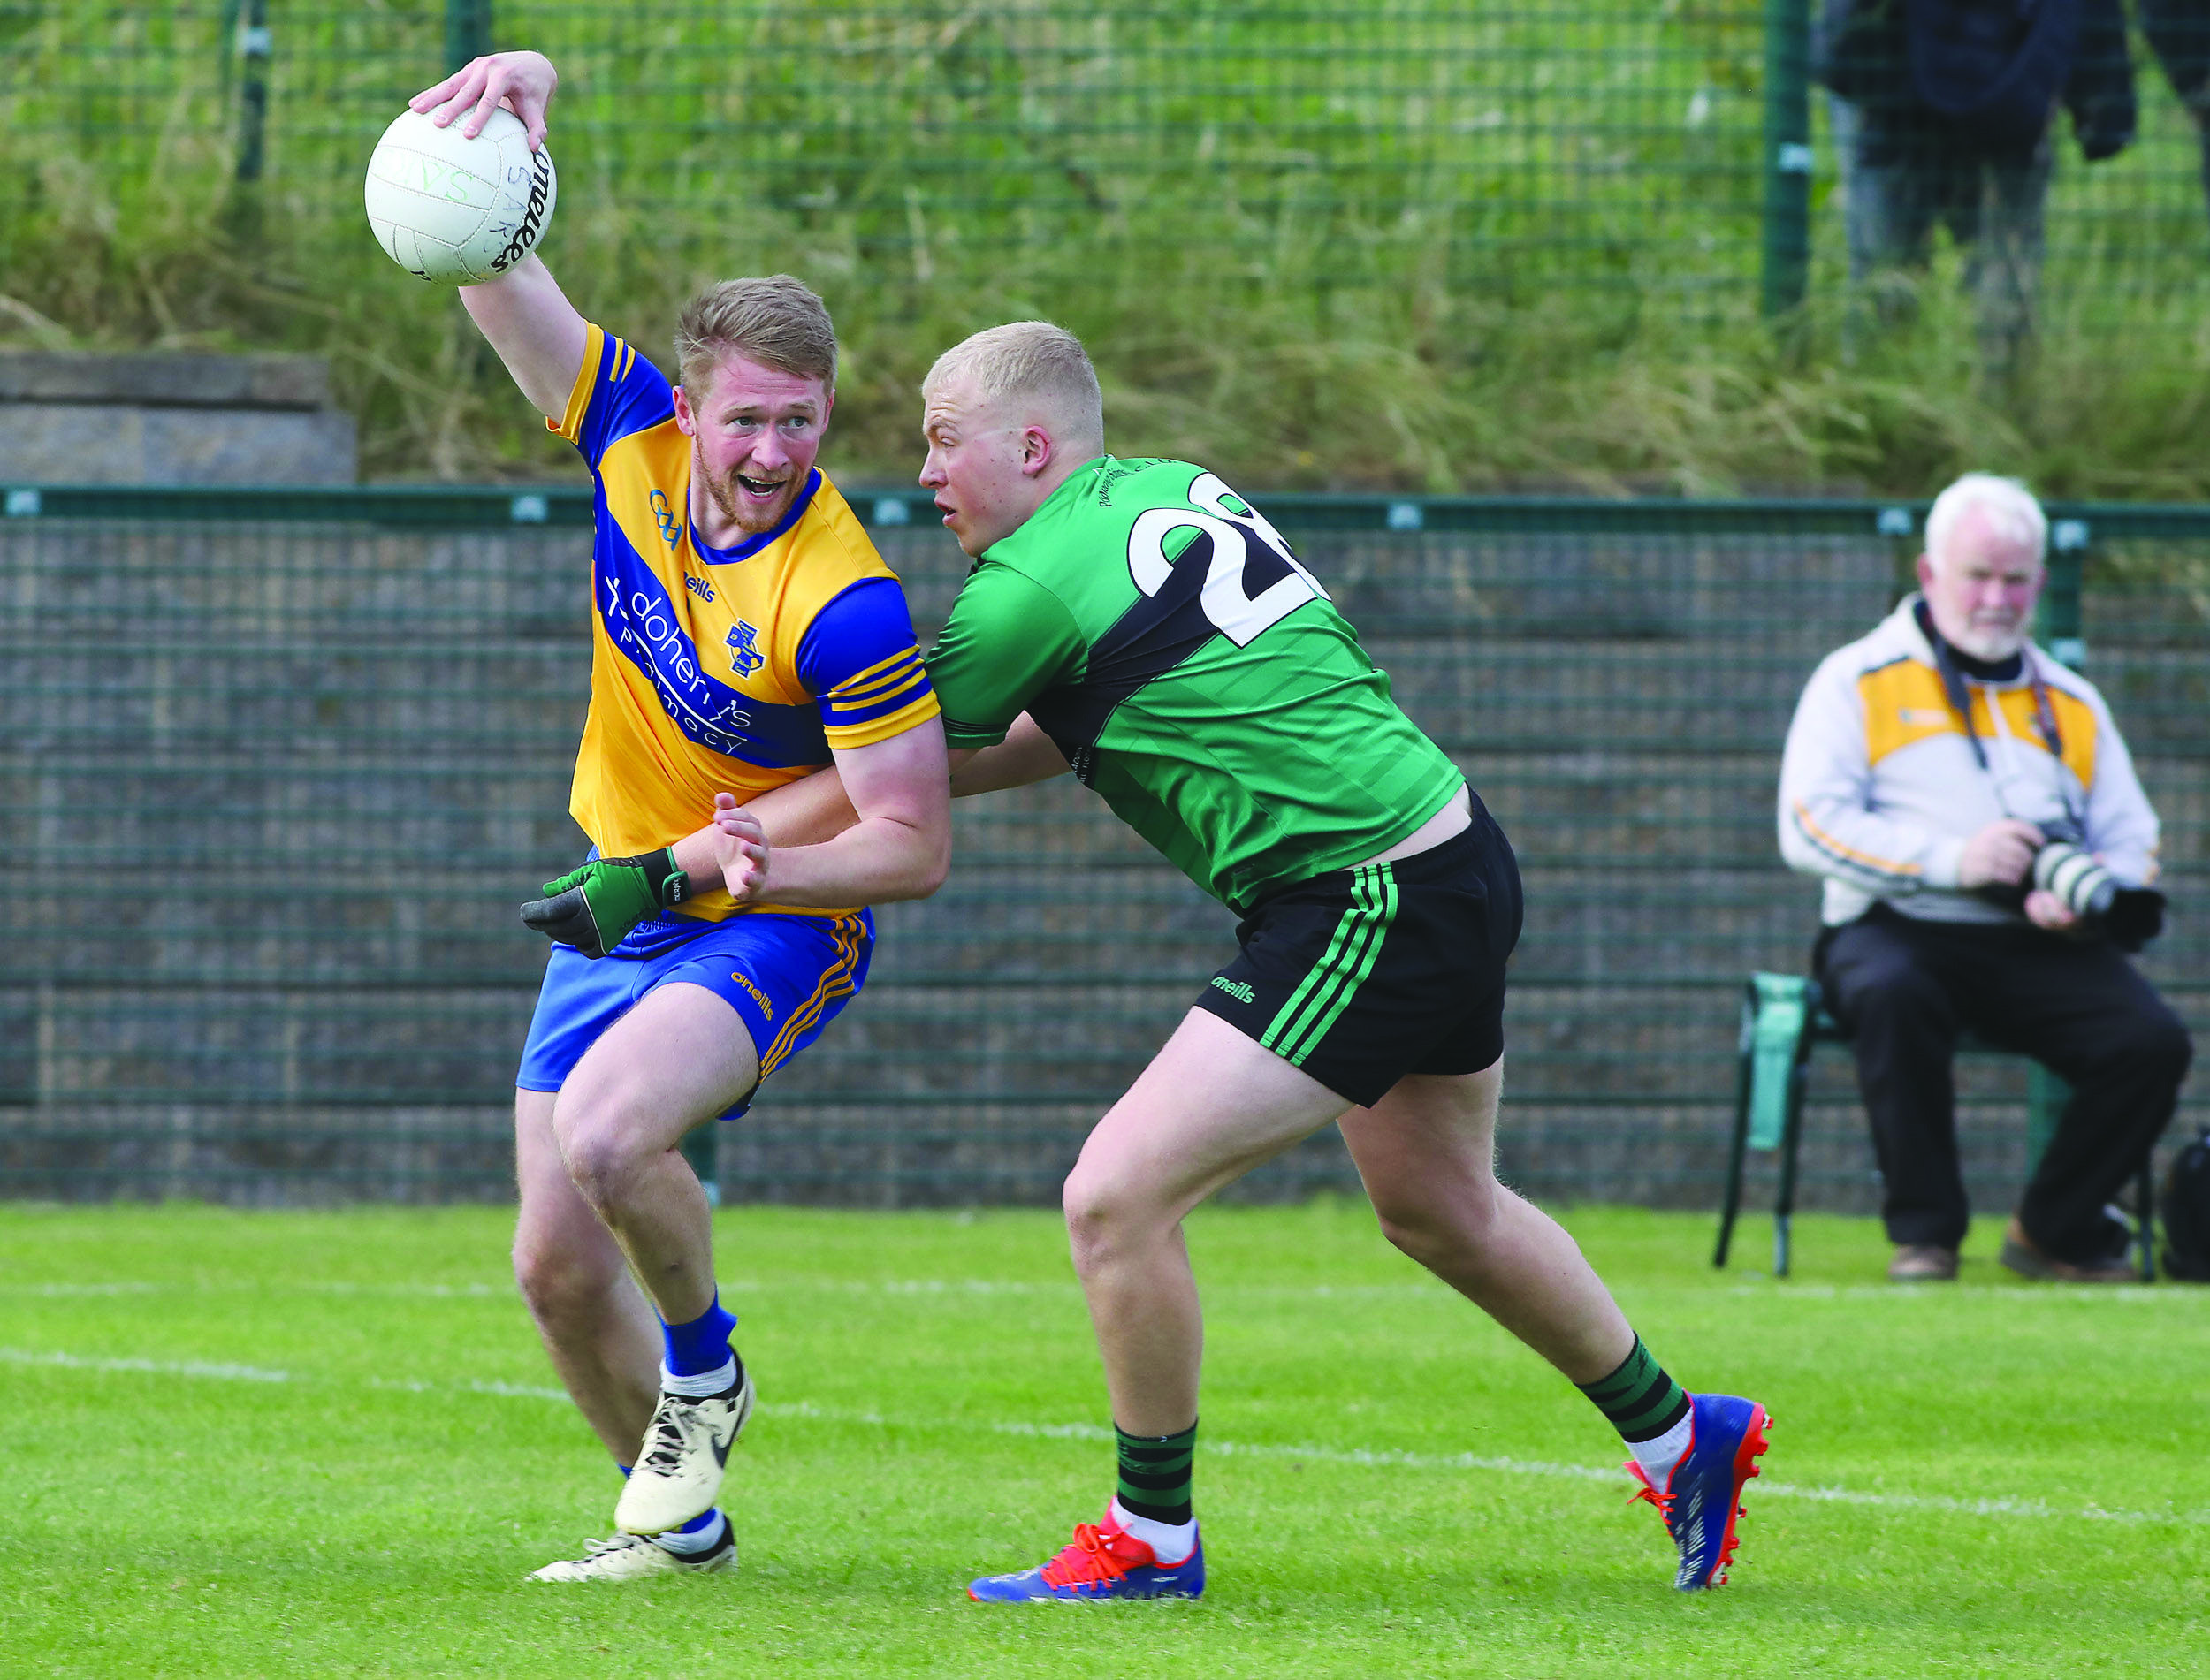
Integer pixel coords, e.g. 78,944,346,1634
1979,818,2167,949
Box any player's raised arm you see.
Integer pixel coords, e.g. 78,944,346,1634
408,50,586,420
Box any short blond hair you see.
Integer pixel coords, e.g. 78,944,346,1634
923,321,1103,452
674,276,836,395
1925,473,2046,570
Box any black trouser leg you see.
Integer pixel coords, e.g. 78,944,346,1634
1817,912,1970,1250
1976,944,2194,1264
1822,908,2195,1265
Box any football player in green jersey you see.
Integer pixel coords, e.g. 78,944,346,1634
738,323,1769,1600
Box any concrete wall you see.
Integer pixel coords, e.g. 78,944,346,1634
0,353,357,485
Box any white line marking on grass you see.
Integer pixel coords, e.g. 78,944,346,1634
10,1348,2206,1529
0,1281,509,1299
0,1281,165,1296
0,1348,294,1382
1728,1282,2188,1304
747,1401,2210,1527
0,1277,1439,1303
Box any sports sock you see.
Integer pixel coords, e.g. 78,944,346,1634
651,1508,728,1556
1114,1419,1197,1527
660,1355,740,1399
1110,1498,1197,1566
1625,1409,1696,1489
660,1291,738,1380
1576,1335,1693,1471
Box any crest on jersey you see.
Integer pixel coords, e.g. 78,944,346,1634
726,620,766,677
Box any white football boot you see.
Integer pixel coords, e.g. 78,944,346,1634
614,1369,756,1535
526,1528,734,1583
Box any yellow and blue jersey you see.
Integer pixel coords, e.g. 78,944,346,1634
547,323,939,921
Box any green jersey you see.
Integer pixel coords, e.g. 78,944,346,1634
926,456,1464,912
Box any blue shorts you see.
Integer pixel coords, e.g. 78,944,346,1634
516,908,874,1121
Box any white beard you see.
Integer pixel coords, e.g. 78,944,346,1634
1950,620,2029,661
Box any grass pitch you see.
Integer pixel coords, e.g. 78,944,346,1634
2,1200,2205,1677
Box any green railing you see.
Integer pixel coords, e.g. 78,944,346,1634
1,487,2202,1205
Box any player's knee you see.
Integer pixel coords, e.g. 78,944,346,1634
551,1096,648,1206
1063,1163,1155,1271
1370,1178,1499,1271
512,1235,611,1331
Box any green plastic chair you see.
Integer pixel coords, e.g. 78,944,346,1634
1713,971,2155,1280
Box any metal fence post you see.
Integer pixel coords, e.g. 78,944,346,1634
446,0,492,76
235,0,270,185
1761,0,1812,319
2040,520,2088,669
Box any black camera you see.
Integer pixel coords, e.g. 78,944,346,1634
1980,819,2167,949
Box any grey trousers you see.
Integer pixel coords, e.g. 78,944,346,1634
1829,95,2053,376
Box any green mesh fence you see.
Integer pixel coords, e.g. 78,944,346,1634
6,4,2210,331
0,488,2202,1205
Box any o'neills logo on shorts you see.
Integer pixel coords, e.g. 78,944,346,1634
730,971,775,1020
1209,977,1255,1004
490,149,552,274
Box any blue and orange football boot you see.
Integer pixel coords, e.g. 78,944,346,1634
1625,1393,1771,1590
967,1509,1205,1602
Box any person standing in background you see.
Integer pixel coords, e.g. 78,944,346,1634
1816,0,2136,377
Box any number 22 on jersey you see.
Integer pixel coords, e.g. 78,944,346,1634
1126,472,1331,647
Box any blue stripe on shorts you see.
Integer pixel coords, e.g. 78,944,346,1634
516,908,874,1121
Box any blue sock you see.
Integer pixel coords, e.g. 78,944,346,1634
660,1291,738,1380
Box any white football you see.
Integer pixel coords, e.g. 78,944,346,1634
363,106,557,285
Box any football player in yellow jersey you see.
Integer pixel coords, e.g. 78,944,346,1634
409,49,950,1583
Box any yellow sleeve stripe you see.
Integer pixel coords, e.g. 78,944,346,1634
832,644,925,692
822,677,929,720
612,338,635,383
1790,799,1921,878
822,689,943,749
546,322,605,442
828,649,927,703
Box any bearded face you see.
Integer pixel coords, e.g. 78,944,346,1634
1919,509,2044,662
675,354,834,541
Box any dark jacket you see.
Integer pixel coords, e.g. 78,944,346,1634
2142,0,2210,102
1818,0,2137,162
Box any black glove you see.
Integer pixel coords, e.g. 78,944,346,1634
520,849,690,959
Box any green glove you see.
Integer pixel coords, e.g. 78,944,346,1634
520,848,690,960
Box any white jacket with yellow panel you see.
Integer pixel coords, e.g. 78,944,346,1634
1778,594,2160,927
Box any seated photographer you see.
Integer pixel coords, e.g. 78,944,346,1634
1779,474,2191,1283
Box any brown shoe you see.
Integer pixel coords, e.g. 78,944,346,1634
1887,1244,1959,1282
1999,1217,2135,1283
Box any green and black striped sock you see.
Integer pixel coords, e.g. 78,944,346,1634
1576,1335,1692,1443
1115,1419,1197,1524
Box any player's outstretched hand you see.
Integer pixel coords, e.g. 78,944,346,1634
520,849,690,960
713,793,772,903
410,49,557,150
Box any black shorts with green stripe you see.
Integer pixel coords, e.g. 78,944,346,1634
1193,804,1523,1107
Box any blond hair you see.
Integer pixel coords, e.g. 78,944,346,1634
1924,473,2046,570
923,321,1103,453
674,276,836,395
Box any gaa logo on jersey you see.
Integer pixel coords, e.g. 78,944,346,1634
649,489,682,550
726,620,766,677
